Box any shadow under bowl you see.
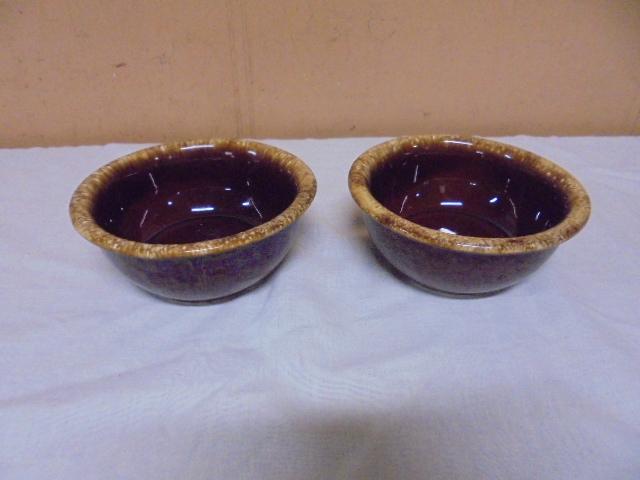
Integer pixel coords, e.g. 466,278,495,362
349,135,591,295
70,140,316,302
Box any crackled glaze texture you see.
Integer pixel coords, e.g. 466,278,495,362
70,140,316,302
349,136,590,295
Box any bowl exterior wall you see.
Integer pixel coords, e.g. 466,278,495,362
105,223,297,302
364,215,555,295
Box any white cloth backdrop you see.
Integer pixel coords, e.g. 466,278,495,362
1,137,639,479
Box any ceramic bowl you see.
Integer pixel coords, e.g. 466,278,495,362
349,135,591,295
70,140,316,302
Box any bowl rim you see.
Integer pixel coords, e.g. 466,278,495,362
348,135,591,255
69,139,317,259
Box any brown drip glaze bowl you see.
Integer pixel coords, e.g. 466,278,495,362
349,135,591,295
70,140,316,302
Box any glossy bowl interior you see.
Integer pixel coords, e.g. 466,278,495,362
369,142,567,239
94,145,298,245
